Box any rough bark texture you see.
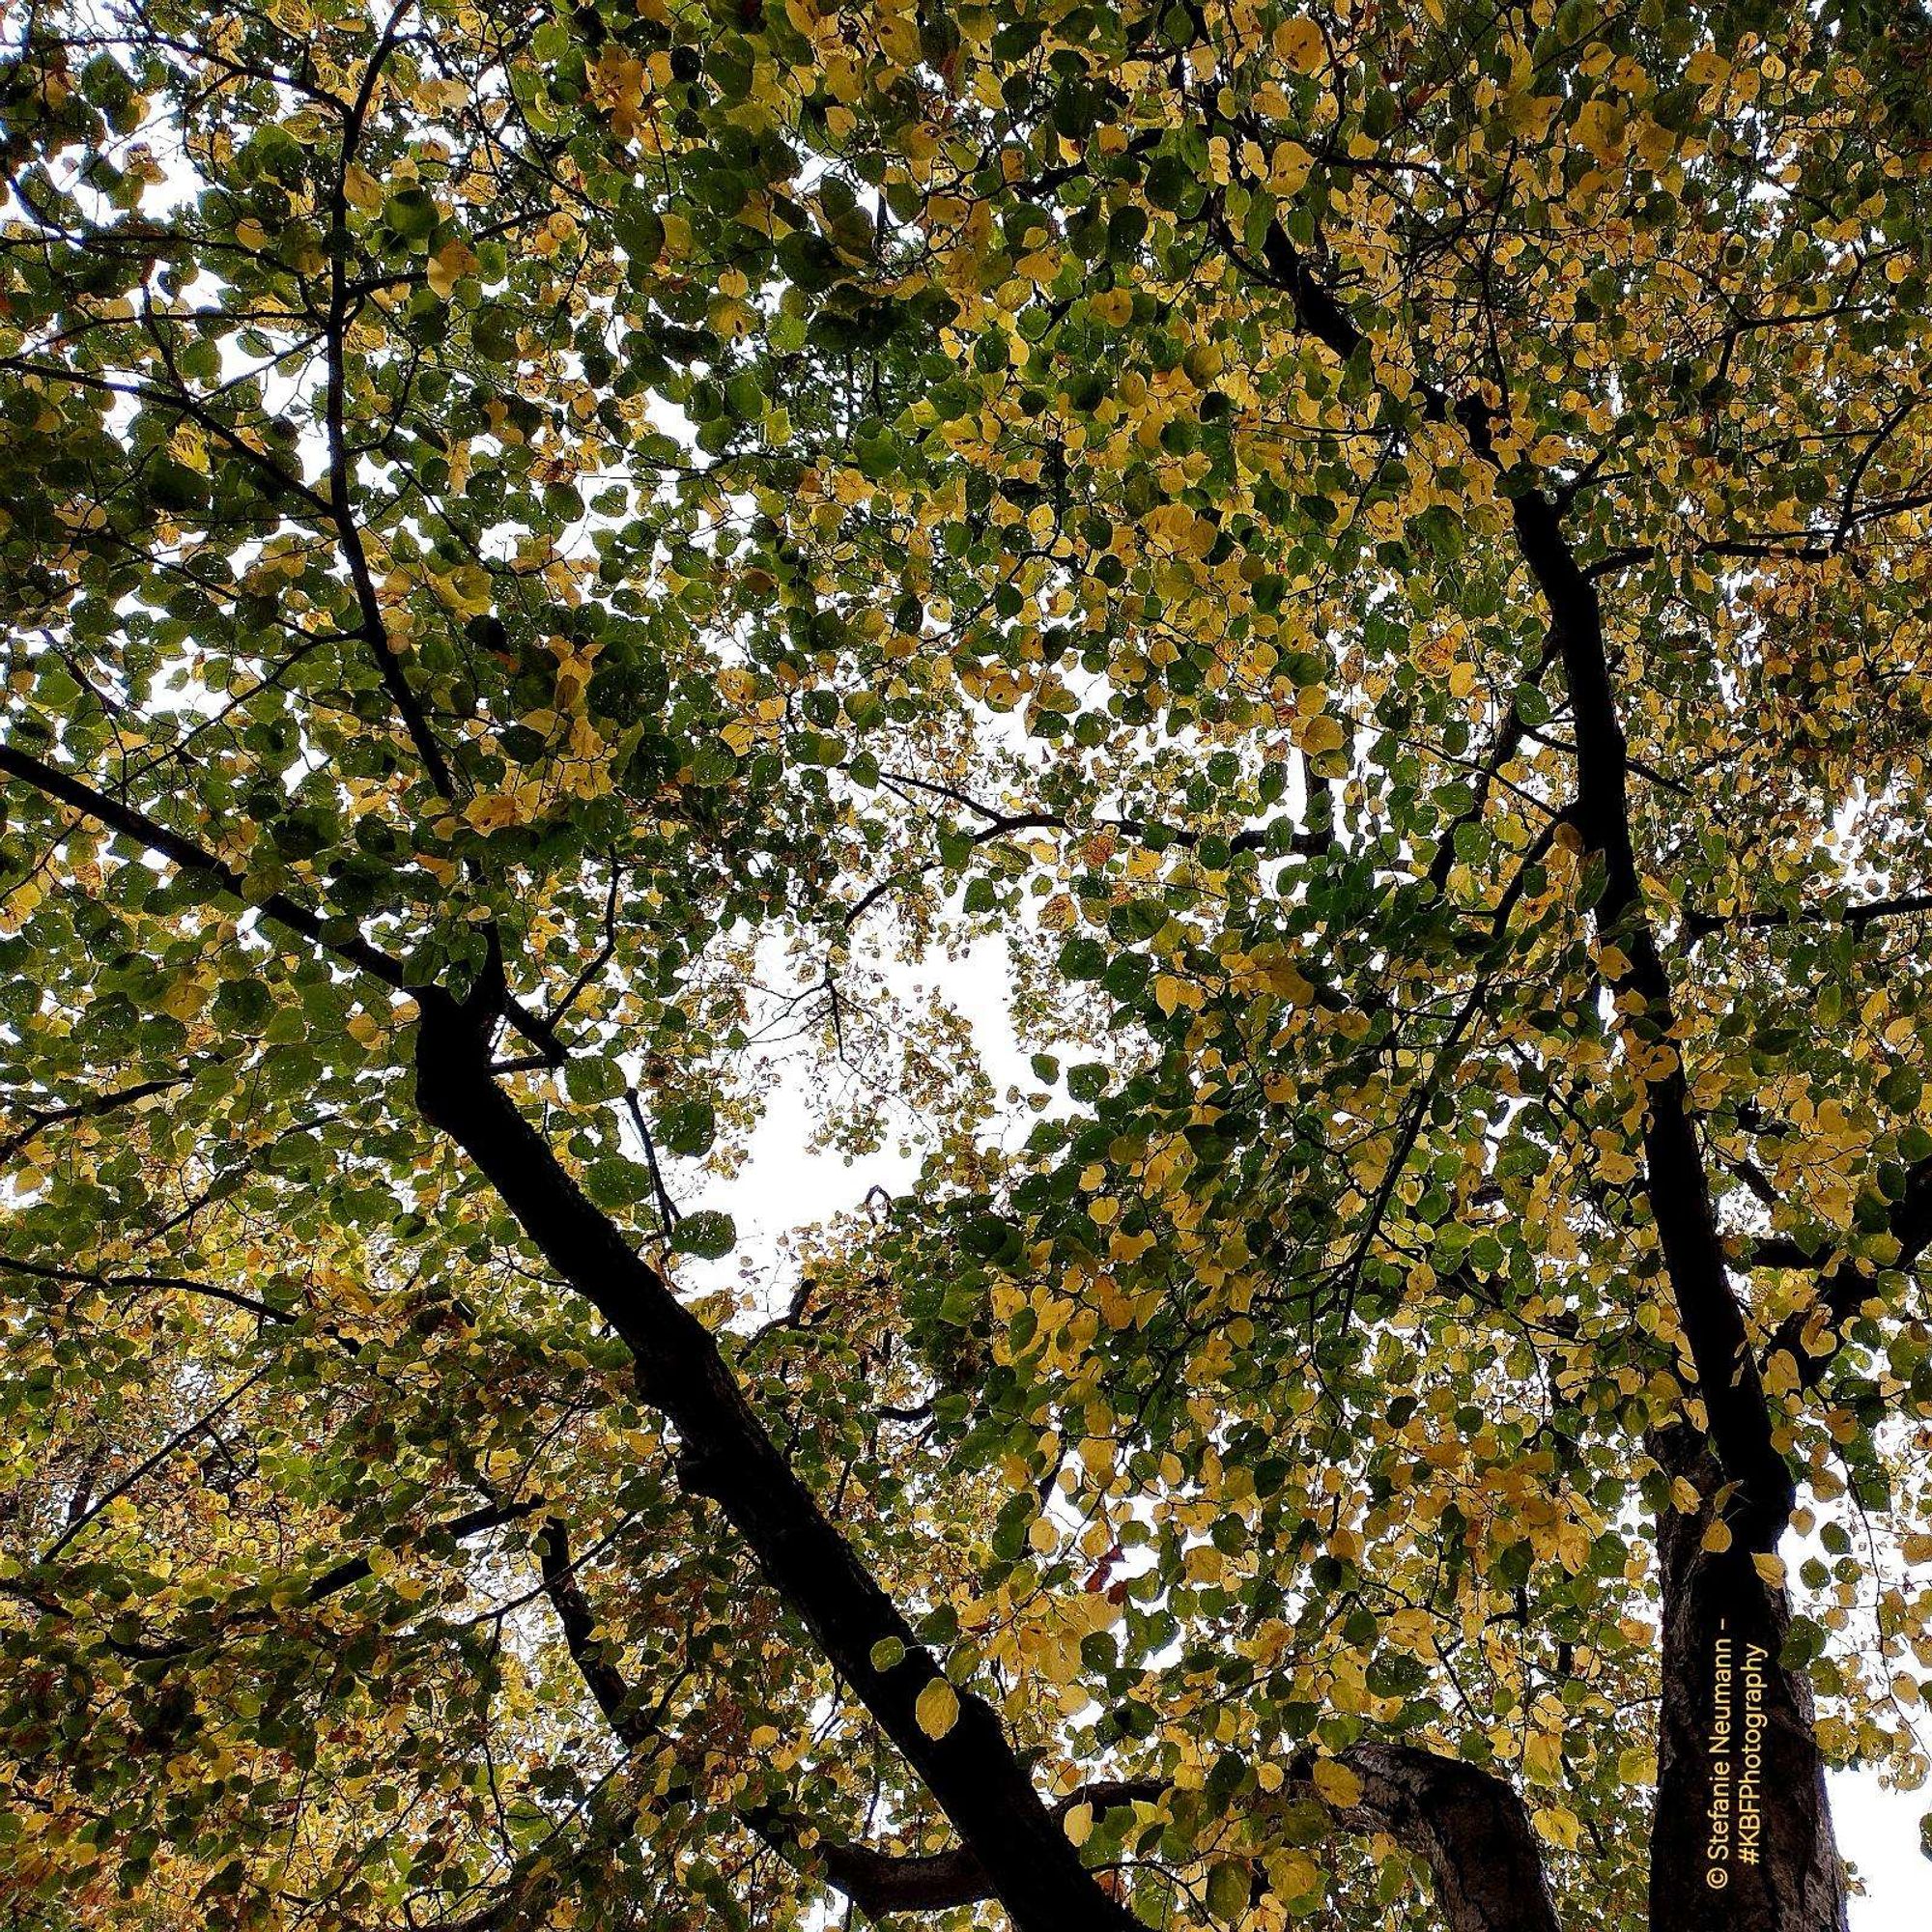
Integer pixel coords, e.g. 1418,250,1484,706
539,1507,1560,1930
413,983,1138,1932
1342,1745,1564,1932
1650,1435,1848,1932
781,1745,1566,1929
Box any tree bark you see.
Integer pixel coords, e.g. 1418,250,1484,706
539,1510,1561,1930
1649,1434,1847,1932
1234,215,1852,1928
1340,1745,1563,1932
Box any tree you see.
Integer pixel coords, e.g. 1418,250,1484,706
3,0,1931,1927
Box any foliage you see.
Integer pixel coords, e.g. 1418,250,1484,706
3,2,1932,1929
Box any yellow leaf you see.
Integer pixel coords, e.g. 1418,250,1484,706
428,240,478,298
1266,959,1316,1006
158,976,208,1021
1273,16,1326,73
1267,141,1314,196
1296,712,1344,755
1700,1520,1732,1554
1504,90,1561,141
915,1678,959,1741
1153,973,1202,1015
1555,1520,1589,1576
1265,1850,1321,1902
1523,1726,1563,1786
1534,1804,1582,1850
1310,1758,1362,1808
1751,1552,1786,1589
235,217,269,251
465,792,521,835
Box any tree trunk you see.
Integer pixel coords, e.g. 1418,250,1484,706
1649,1434,1846,1932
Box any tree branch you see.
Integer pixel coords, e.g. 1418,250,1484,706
1757,1153,1932,1395
1508,492,1794,1542
412,988,1136,1932
320,3,459,802
535,1509,1558,1932
1227,189,1795,1540
0,739,563,1065
0,738,411,990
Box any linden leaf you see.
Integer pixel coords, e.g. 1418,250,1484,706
1273,16,1326,72
1310,1758,1363,1808
669,1210,736,1260
1205,1861,1250,1922
427,240,479,298
1534,1805,1583,1851
914,1678,959,1741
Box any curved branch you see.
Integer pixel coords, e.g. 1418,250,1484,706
1757,1151,1932,1393
1334,1745,1562,1932
0,741,563,1066
788,1747,1561,1932
1215,170,1793,1539
535,1517,1559,1932
0,739,410,990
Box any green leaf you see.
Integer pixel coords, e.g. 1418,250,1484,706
584,1157,652,1209
1058,936,1107,980
1205,1860,1250,1922
384,187,440,247
657,1097,717,1158
670,1210,736,1260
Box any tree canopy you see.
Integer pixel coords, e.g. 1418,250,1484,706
4,1,1932,1928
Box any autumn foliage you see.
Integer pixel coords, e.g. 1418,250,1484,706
4,3,1932,1930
